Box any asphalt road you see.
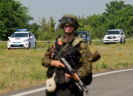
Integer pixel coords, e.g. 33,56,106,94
1,69,133,96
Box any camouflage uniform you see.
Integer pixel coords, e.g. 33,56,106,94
42,35,93,96
41,14,93,96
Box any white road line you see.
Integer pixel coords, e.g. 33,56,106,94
11,87,46,96
93,68,133,77
11,68,133,96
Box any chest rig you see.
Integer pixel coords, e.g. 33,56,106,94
47,36,84,84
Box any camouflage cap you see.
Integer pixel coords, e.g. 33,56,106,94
63,14,78,22
59,14,80,29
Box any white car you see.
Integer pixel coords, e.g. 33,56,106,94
7,29,36,49
103,29,125,44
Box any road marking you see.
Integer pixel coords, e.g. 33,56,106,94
93,68,133,77
11,68,133,96
11,87,46,96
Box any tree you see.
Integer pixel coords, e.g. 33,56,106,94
37,17,57,40
103,0,133,37
77,0,133,38
105,0,125,15
0,0,33,40
29,23,40,39
48,17,57,40
49,17,56,32
37,17,48,40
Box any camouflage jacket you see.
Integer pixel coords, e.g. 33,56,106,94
42,35,93,80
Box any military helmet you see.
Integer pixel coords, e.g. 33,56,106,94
59,14,80,29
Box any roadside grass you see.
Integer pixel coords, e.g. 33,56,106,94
0,42,52,93
0,39,133,93
0,42,7,49
91,38,133,72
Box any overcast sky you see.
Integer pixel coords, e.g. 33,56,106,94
17,0,133,24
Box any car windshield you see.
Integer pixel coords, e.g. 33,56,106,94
11,33,28,37
106,31,120,35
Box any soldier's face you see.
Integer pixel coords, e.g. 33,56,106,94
63,25,74,34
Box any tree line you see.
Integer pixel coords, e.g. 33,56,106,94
78,1,133,39
0,0,33,40
0,0,133,40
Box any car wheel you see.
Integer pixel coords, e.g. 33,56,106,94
120,38,123,44
28,42,31,49
34,42,37,49
8,48,11,50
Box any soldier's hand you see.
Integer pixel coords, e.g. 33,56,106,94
51,60,65,68
65,73,71,79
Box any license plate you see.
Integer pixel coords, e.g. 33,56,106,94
15,44,20,46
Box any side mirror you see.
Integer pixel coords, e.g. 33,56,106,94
30,36,33,38
121,33,123,35
8,37,11,39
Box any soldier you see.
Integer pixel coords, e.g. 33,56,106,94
42,14,98,96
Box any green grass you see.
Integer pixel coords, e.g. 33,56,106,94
0,41,7,49
0,42,52,93
91,38,133,72
0,39,133,93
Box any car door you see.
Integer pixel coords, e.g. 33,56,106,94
121,31,125,42
31,32,36,47
29,32,34,47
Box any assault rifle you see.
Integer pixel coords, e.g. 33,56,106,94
47,37,101,94
59,51,101,95
60,57,89,95
47,50,101,94
47,43,101,94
